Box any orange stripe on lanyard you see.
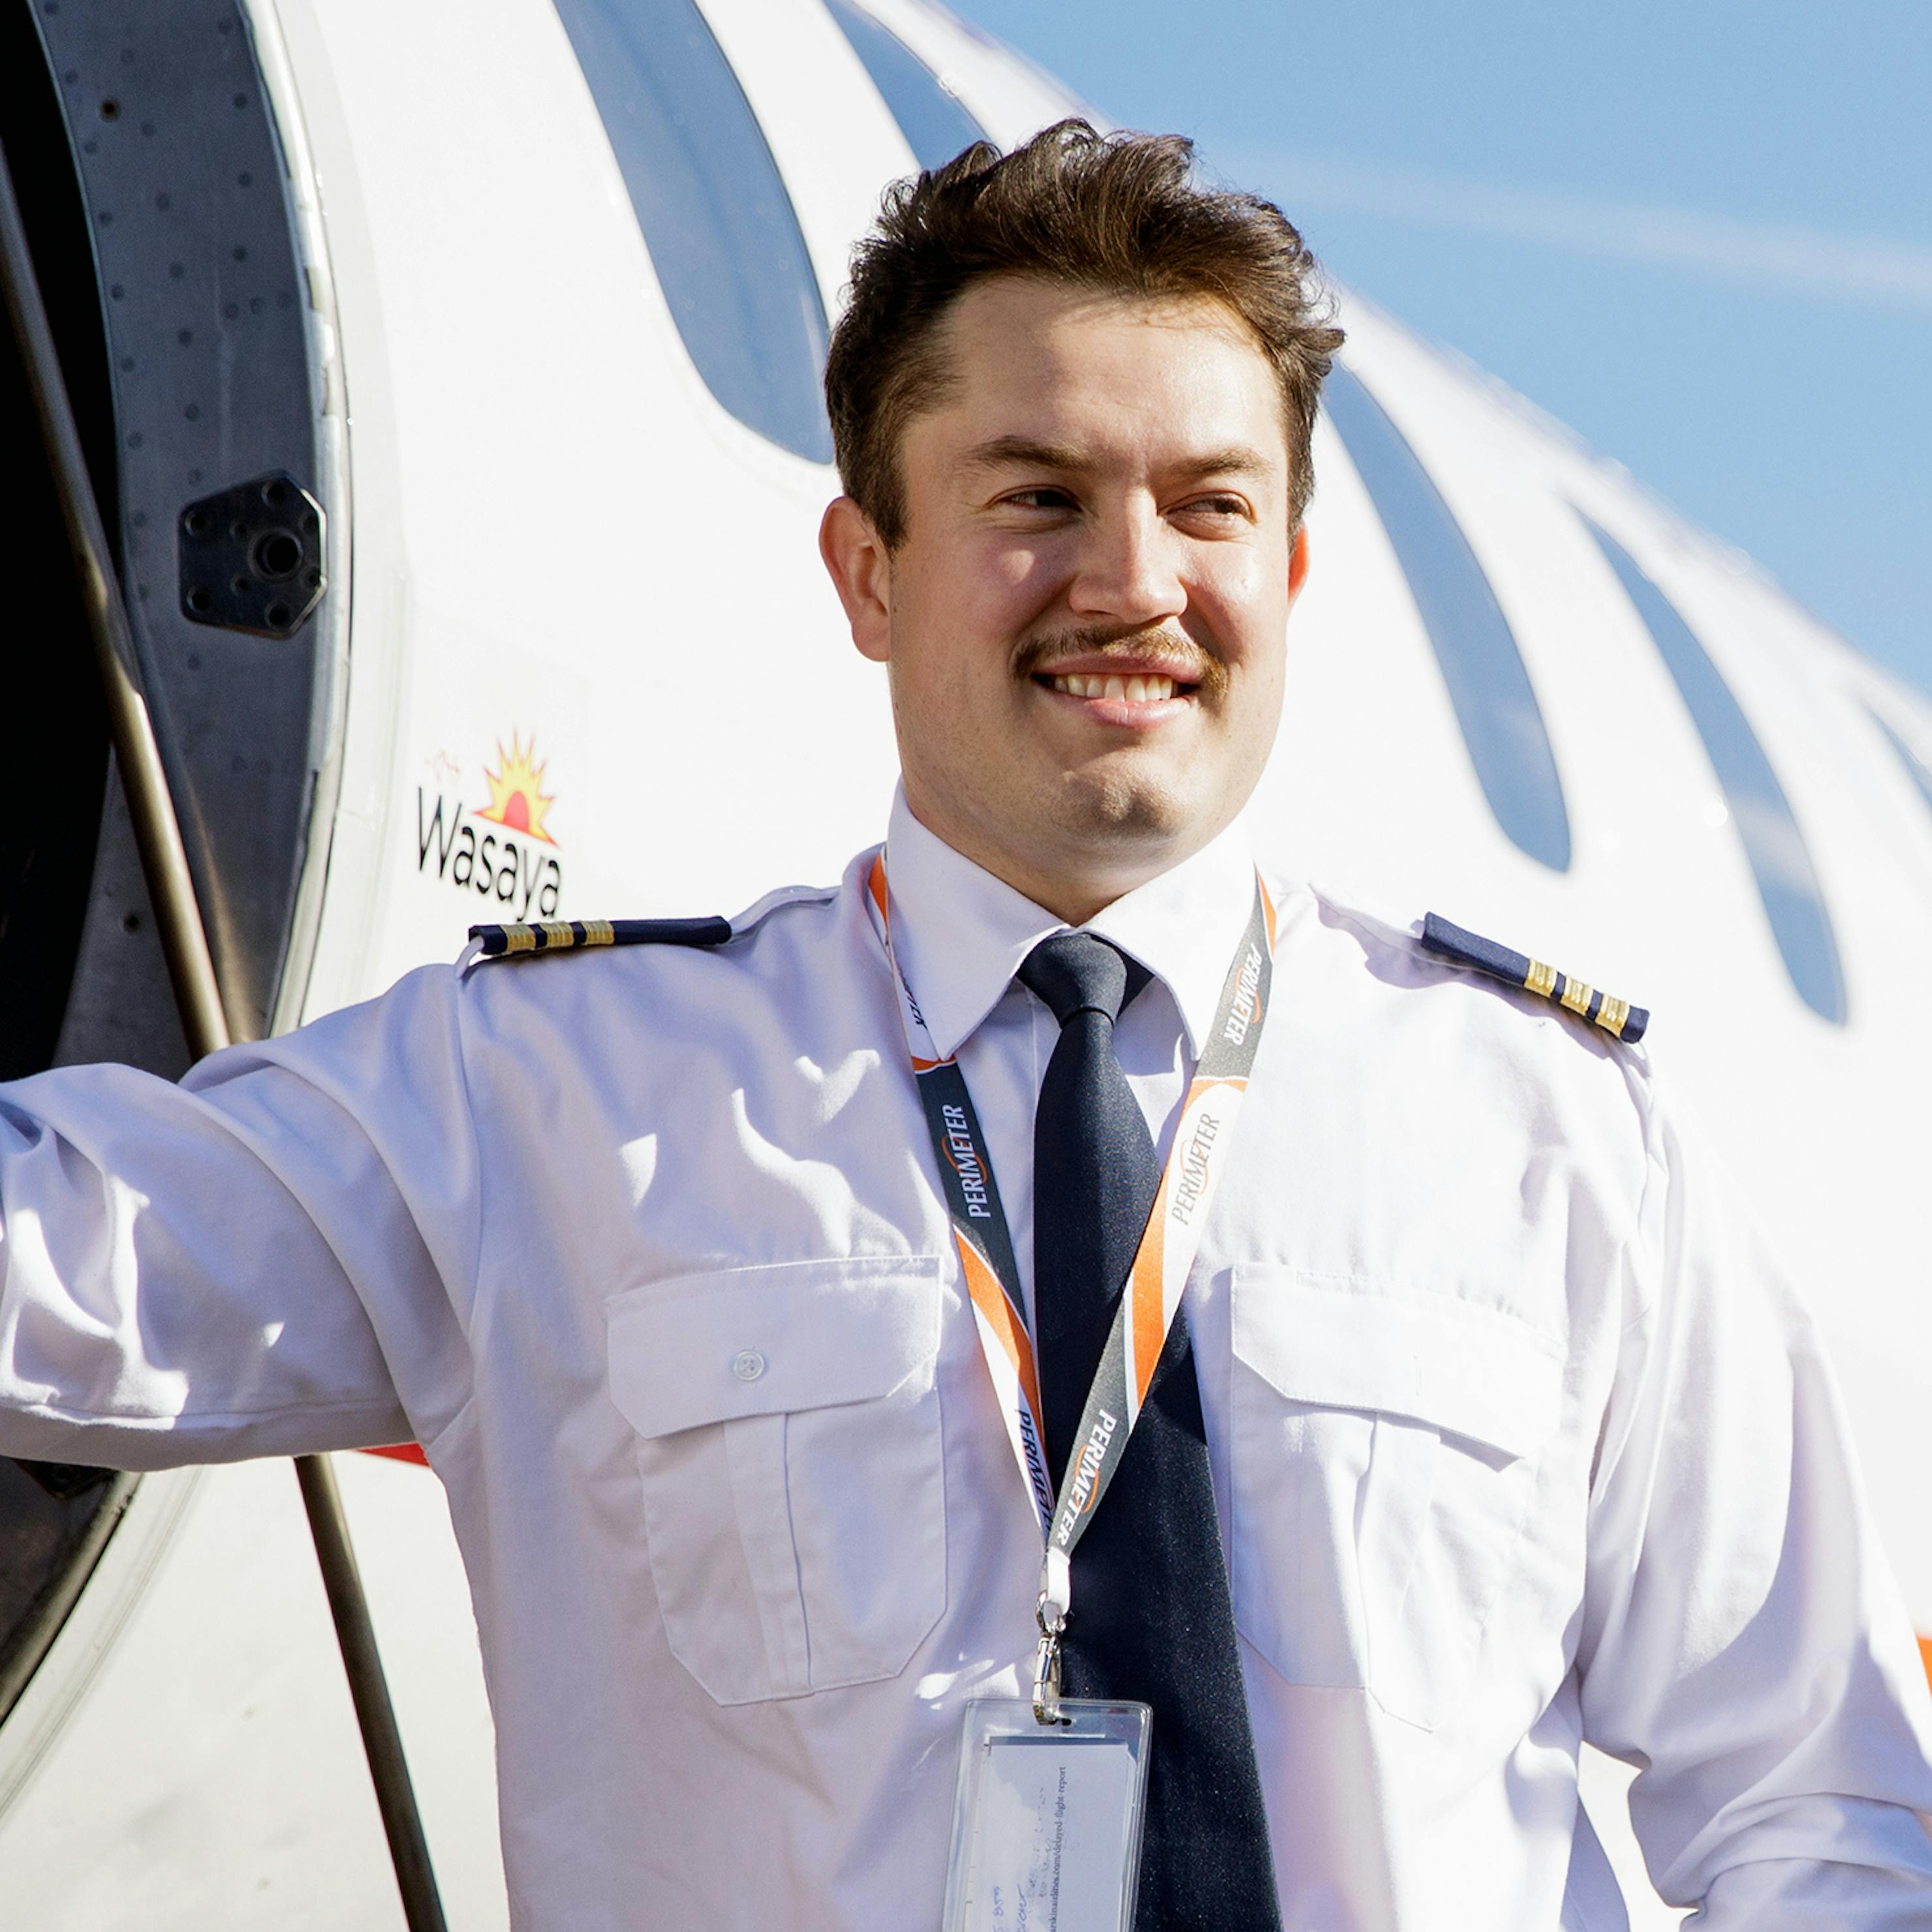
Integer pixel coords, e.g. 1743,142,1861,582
1128,1170,1170,1414
957,1234,1044,1427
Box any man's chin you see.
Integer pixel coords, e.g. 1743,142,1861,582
1041,764,1202,854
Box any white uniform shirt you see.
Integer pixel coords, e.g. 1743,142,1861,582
3,793,1932,1929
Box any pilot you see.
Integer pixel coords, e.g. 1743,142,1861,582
3,121,1931,1930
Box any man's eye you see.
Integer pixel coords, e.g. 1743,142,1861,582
1004,488,1076,511
1179,494,1248,518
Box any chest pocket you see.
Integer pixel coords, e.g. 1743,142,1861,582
606,1255,946,1707
1229,1264,1563,1731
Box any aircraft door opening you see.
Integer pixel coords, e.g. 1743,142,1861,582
0,0,348,1751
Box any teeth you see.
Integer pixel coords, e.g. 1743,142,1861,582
1048,672,1179,702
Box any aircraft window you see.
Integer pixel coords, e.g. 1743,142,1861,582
822,0,988,170
552,0,834,462
1865,706,1932,820
1321,364,1572,873
1581,516,1846,1025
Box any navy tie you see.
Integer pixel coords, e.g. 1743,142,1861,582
1018,932,1282,1932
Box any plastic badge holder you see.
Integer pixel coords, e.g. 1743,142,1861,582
943,1698,1152,1932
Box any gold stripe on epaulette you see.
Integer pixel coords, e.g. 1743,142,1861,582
582,918,615,947
1523,958,1557,998
1595,995,1630,1037
504,926,538,954
1560,978,1593,1017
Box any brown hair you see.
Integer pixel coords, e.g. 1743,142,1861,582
824,119,1343,547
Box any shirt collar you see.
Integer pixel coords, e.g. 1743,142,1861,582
880,787,1258,1061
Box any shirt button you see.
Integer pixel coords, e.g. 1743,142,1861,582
731,1348,766,1382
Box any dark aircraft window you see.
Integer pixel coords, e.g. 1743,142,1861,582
553,0,834,463
1321,364,1572,873
1581,516,1846,1025
1865,706,1932,821
823,0,987,170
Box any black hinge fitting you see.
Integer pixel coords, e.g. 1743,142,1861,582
178,469,326,638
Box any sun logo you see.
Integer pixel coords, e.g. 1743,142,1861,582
475,733,557,845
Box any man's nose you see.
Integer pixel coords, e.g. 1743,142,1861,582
1066,499,1185,627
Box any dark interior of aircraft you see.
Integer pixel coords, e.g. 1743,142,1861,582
1,0,114,1087
0,0,142,1736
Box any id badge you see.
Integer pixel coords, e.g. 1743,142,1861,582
941,1698,1151,1932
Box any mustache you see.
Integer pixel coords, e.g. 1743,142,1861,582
1012,623,1228,696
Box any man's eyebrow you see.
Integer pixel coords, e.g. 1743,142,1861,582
959,435,1093,473
1172,446,1275,481
959,437,1276,479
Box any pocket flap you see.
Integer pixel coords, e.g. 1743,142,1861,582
606,1255,944,1440
1231,1266,1562,1461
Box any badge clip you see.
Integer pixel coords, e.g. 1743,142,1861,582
1032,1595,1065,1726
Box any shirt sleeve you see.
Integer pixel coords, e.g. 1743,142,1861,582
1577,1078,1932,1920
0,964,481,1468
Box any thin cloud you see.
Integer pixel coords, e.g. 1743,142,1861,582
1214,148,1932,311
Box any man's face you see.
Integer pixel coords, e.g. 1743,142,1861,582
822,275,1307,918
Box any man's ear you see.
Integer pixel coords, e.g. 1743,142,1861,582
1286,524,1311,606
818,497,893,664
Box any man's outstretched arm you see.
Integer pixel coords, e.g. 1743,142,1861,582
0,964,480,1469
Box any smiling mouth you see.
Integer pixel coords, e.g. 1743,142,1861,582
1042,670,1187,703
1018,625,1223,710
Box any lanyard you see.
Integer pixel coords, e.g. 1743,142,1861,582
865,854,1277,1704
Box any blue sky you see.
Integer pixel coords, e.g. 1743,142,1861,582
952,0,1932,697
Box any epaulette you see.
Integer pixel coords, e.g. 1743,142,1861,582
467,916,731,959
464,883,839,966
1419,912,1649,1043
